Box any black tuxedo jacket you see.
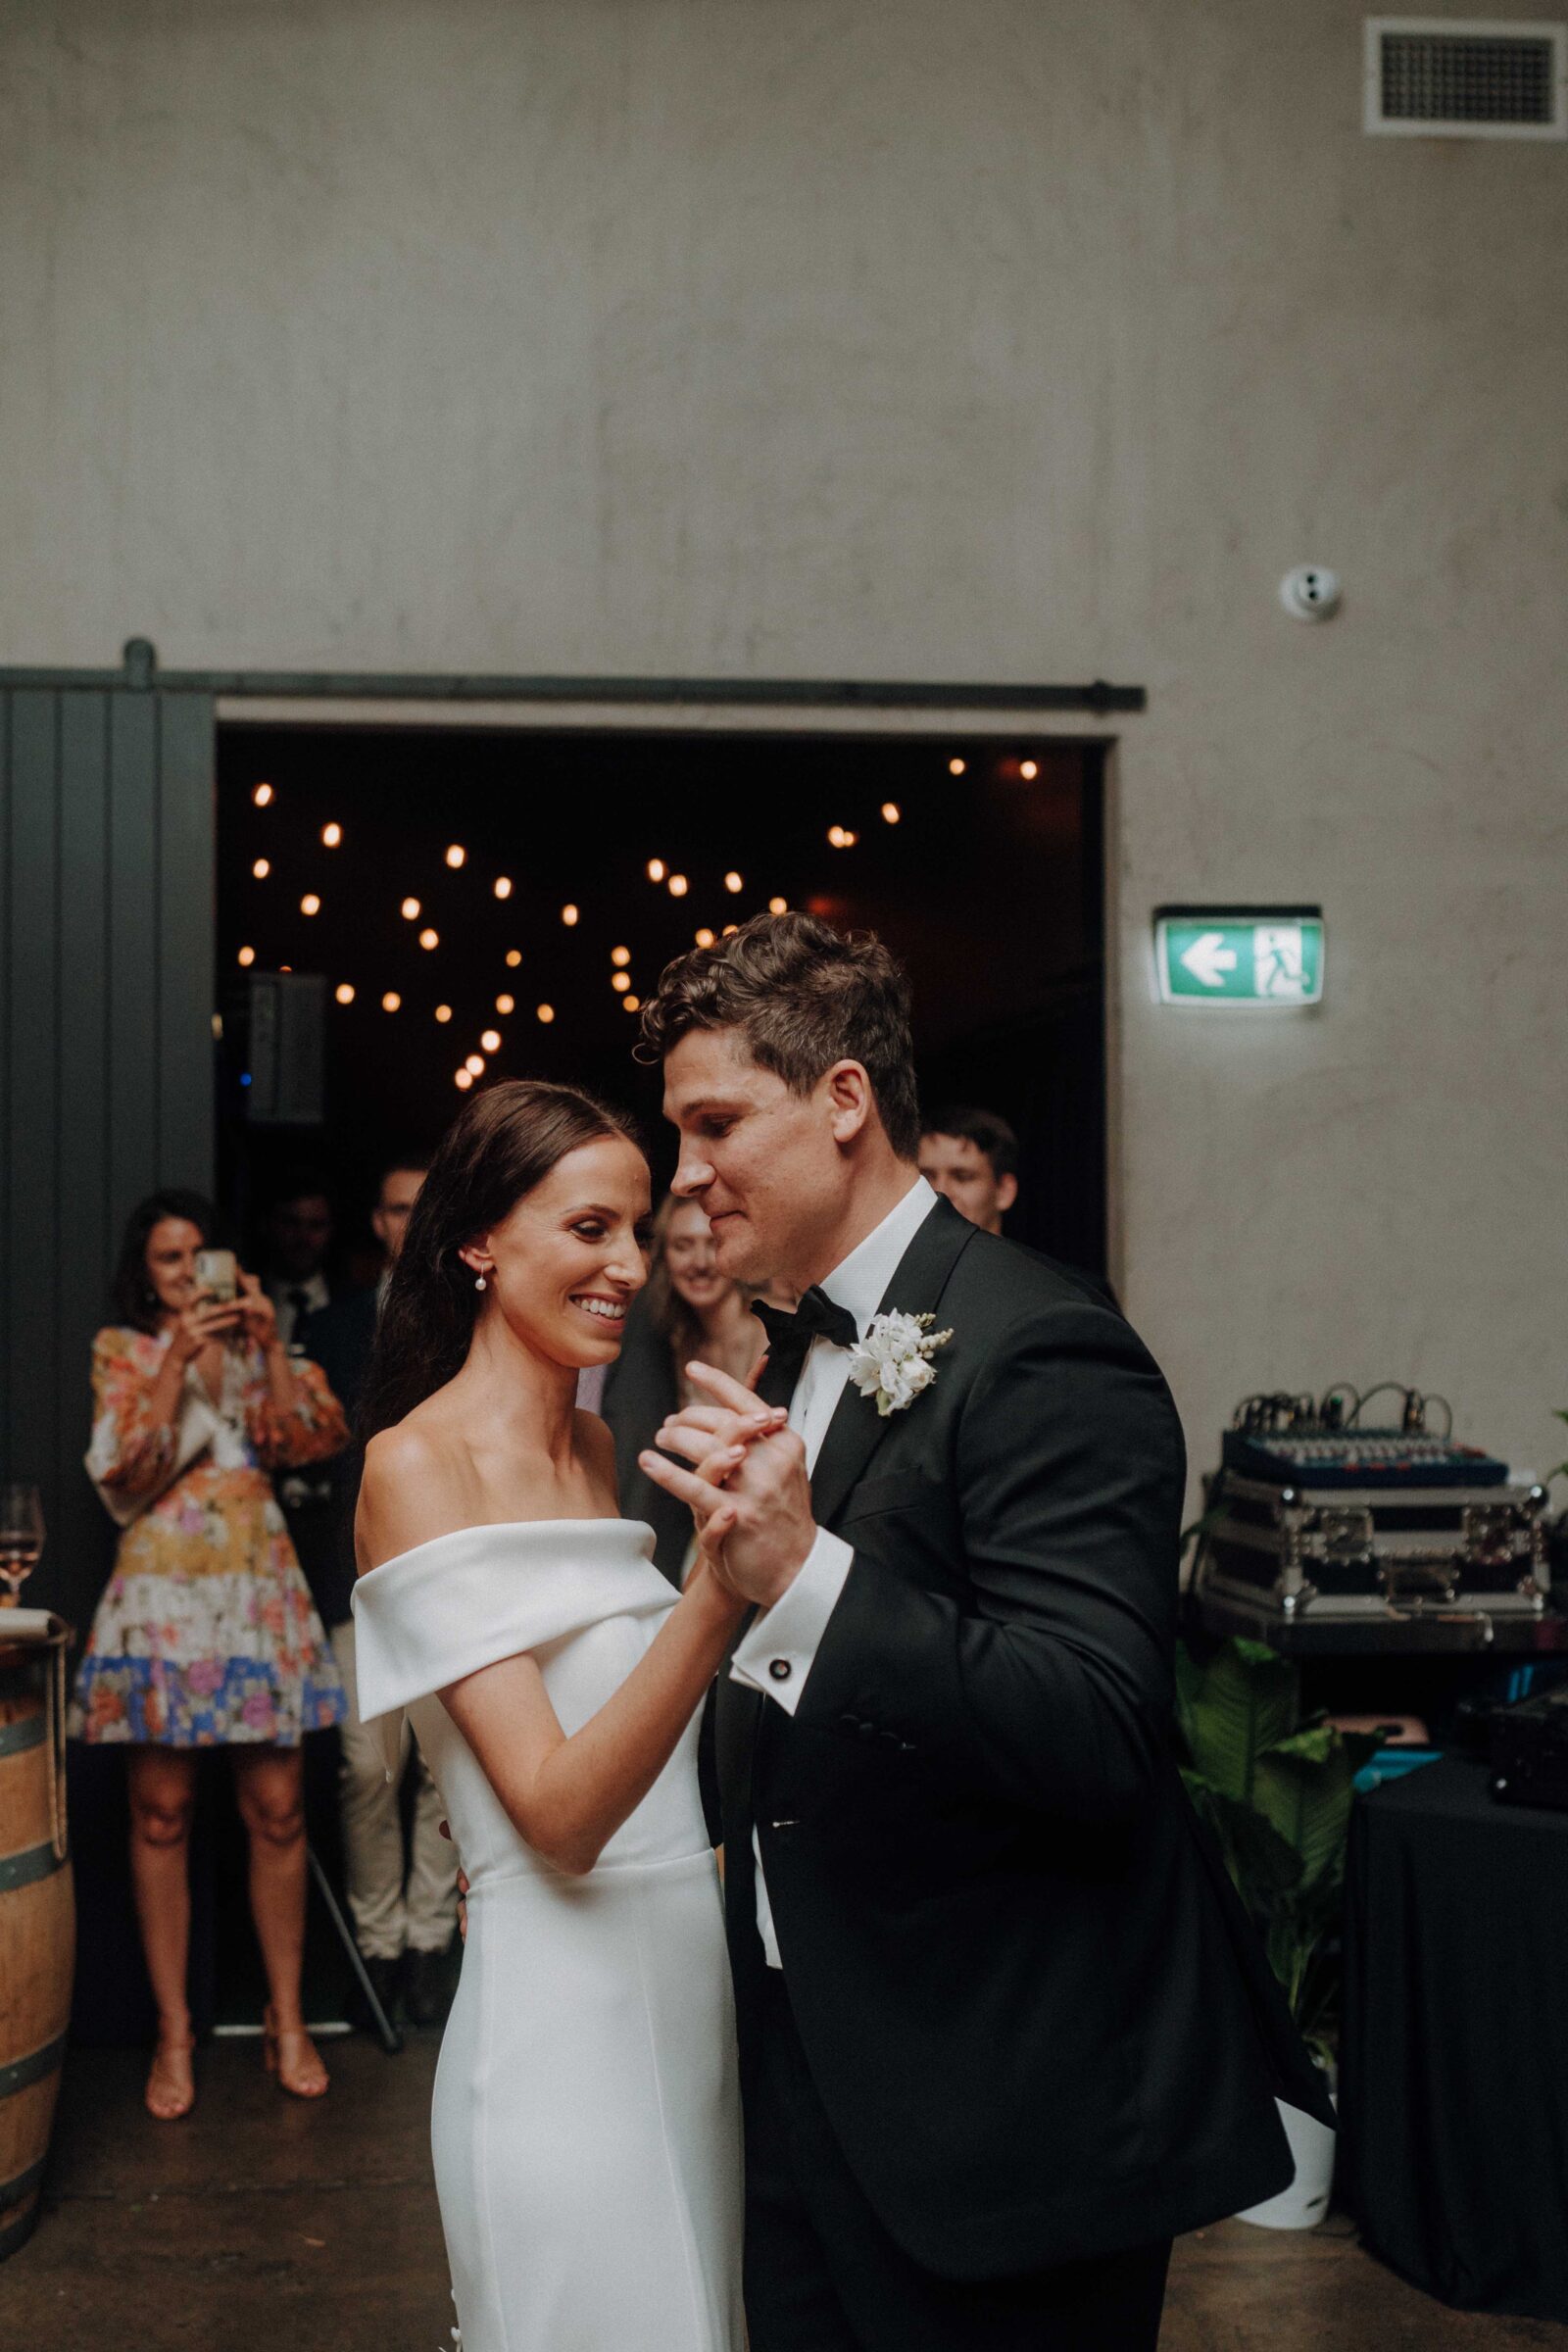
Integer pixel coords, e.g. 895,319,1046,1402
716,1196,1333,2280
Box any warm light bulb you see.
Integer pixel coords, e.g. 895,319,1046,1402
722,924,738,937
827,826,857,849
418,927,439,950
949,757,966,776
455,1069,473,1090
466,1054,485,1076
647,858,665,883
1020,759,1039,780
445,844,466,869
881,803,901,824
612,972,631,994
768,898,787,915
301,893,320,915
668,874,689,898
480,1028,501,1053
536,1004,555,1024
561,904,579,926
381,992,401,1012
623,994,641,1012
252,858,270,879
724,871,743,894
334,983,355,1004
494,875,513,899
612,946,631,968
496,993,514,1015
321,822,342,847
279,964,293,972
435,1004,453,1024
401,897,421,920
252,782,273,808
237,946,256,967
505,949,521,967
695,928,714,949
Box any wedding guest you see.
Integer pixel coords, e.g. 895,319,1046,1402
601,1196,763,1589
71,1189,348,2120
916,1103,1018,1236
301,1156,459,2028
263,1173,336,1348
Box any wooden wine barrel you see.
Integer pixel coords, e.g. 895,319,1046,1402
0,1614,74,2263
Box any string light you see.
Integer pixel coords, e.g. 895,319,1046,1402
418,927,439,950
646,858,665,883
321,822,343,847
506,949,521,967
446,844,466,869
494,876,513,899
252,782,273,807
827,826,857,849
722,924,738,937
381,992,402,1012
435,1004,453,1023
455,1069,473,1091
949,758,965,776
611,946,631,968
724,871,743,894
301,893,320,915
695,928,714,948
536,1004,555,1024
496,993,514,1015
623,994,641,1011
768,898,787,914
279,964,293,972
480,1029,501,1053
466,1054,485,1076
252,858,270,879
881,803,901,824
1020,759,1039,781
401,897,421,920
237,946,256,967
334,983,355,1004
612,972,631,994
562,904,579,926
668,874,689,898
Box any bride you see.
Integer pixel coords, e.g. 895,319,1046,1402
351,1080,771,2351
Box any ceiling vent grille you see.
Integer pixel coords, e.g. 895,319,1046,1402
1364,18,1567,135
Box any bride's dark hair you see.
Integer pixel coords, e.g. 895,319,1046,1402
360,1078,643,1440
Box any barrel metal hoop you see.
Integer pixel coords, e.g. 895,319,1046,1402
0,2033,67,2100
0,2155,46,2211
0,1839,67,1893
0,1716,45,1760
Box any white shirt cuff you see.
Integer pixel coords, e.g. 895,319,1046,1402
728,1528,854,1717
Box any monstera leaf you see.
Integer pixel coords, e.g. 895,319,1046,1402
1176,1637,1298,1803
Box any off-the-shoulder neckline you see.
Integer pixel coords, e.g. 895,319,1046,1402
357,1517,659,1584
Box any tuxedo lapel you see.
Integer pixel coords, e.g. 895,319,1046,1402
809,1196,976,1532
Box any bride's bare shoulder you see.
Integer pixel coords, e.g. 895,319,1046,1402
358,1410,471,1572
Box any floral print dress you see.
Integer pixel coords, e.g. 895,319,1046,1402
70,1326,349,1747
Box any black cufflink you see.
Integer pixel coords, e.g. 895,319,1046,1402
768,1658,792,1683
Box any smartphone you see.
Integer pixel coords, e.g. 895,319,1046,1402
194,1248,239,1304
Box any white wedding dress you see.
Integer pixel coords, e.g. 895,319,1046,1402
352,1520,744,2352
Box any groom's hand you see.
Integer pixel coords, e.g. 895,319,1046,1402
642,1360,817,1609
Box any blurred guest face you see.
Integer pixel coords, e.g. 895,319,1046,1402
270,1193,333,1279
371,1167,425,1266
916,1132,1016,1236
662,1200,729,1318
662,1028,854,1291
462,1137,651,1372
144,1218,207,1318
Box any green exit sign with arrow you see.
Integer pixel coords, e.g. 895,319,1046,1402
1153,908,1325,1007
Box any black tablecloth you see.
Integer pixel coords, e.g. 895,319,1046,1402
1341,1754,1568,2322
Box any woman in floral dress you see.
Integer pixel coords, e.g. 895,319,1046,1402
71,1189,349,2120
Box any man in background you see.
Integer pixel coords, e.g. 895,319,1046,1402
263,1173,336,1345
917,1104,1018,1236
302,1156,457,2028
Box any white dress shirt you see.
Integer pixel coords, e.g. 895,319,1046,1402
268,1269,330,1351
729,1176,939,1967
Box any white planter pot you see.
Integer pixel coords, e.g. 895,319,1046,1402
1235,2094,1338,2230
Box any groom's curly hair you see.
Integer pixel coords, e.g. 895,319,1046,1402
637,911,920,1160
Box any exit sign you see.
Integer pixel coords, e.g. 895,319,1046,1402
1154,908,1325,1007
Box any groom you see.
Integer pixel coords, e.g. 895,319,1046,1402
639,912,1333,2352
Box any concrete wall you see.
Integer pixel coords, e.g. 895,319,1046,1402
3,0,1565,1491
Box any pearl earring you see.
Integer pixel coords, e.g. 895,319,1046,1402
474,1272,487,1293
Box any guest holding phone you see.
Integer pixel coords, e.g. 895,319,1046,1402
70,1190,348,2121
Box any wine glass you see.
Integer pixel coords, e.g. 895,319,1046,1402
0,1483,45,1605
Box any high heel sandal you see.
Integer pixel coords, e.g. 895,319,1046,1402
144,2032,197,2122
263,2005,329,2099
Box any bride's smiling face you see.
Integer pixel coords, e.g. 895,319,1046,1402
461,1135,652,1369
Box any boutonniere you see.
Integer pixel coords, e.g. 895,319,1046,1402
846,1310,955,1418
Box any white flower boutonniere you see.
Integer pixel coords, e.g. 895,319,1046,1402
846,1310,955,1418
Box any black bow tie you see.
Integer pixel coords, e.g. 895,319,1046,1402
752,1288,859,1391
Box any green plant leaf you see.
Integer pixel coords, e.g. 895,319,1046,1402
1179,1638,1299,1801
1253,1730,1359,1890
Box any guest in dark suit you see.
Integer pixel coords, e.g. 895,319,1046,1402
638,912,1334,2352
301,1155,457,2026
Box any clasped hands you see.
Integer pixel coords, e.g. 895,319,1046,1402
639,1362,818,1610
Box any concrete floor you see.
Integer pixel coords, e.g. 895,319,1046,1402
7,2035,1567,2352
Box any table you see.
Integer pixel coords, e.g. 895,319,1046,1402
1341,1754,1568,2323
